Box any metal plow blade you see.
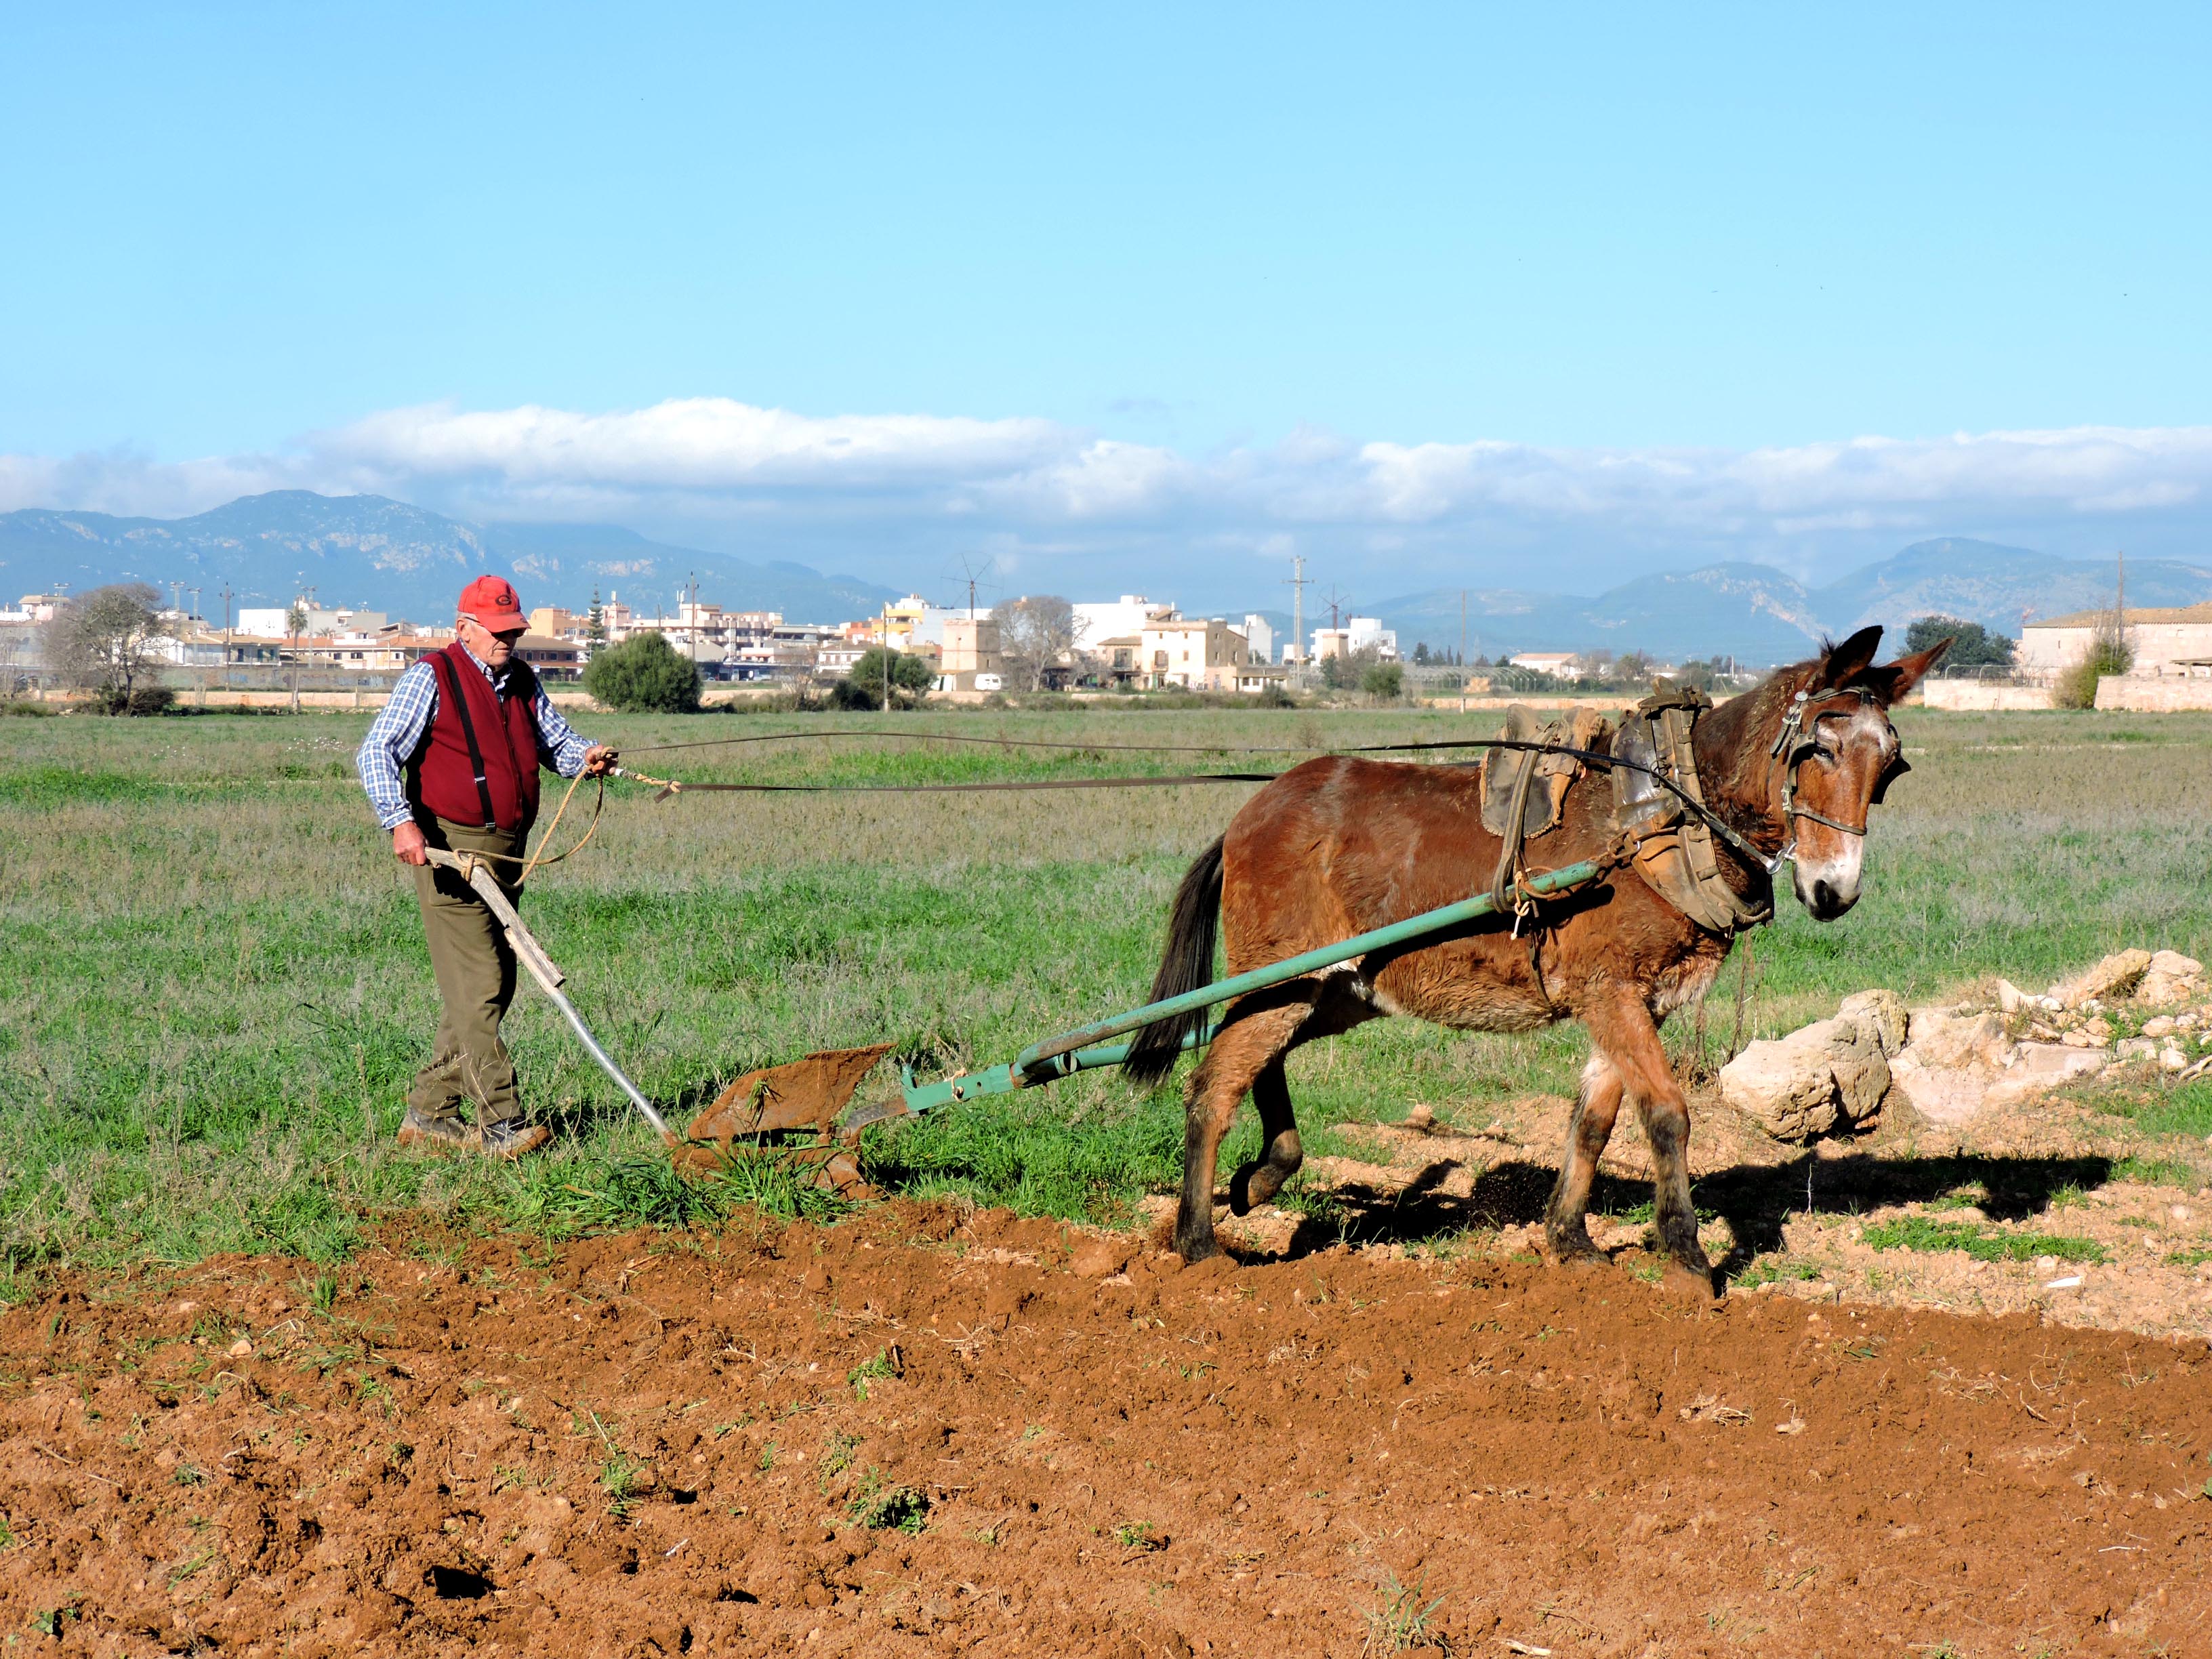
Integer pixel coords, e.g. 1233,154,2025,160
673,1043,897,1196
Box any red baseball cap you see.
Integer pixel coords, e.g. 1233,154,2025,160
458,575,528,632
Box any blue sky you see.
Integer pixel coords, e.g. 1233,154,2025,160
4,3,2210,602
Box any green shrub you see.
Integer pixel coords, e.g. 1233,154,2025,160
833,647,934,711
1361,661,1404,700
583,632,703,713
2053,619,2133,710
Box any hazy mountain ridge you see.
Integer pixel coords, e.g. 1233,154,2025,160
6,494,2205,661
1374,539,2212,661
0,491,897,625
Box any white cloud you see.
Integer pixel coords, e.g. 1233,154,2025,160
323,398,1067,489
5,400,2211,588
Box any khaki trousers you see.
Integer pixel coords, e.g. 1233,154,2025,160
407,816,530,1126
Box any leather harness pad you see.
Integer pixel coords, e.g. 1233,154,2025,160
1481,705,1611,840
1612,694,1773,934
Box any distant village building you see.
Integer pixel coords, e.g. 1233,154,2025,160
3,593,70,624
237,605,386,636
1074,595,1179,651
1101,617,1286,693
2019,604,2212,678
1311,617,1399,663
937,616,1005,691
1242,613,1275,665
268,631,578,676
1507,651,1582,678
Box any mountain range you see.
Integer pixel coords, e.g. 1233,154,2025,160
0,491,899,626
3,491,2207,662
1357,537,2212,663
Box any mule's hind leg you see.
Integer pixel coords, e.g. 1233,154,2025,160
1582,994,1716,1298
1544,1052,1625,1265
1175,1000,1309,1263
1229,1059,1301,1216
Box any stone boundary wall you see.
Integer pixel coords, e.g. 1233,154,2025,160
1922,680,2055,712
2095,677,2212,712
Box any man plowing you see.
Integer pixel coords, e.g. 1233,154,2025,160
355,576,616,1157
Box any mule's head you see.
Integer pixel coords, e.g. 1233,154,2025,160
1778,625,1948,920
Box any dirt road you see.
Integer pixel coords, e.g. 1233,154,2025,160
4,1204,2209,1656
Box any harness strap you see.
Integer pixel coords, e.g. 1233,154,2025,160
1773,686,1880,847
432,650,499,830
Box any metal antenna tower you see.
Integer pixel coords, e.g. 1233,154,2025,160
1282,554,1309,669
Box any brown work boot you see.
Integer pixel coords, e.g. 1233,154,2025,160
396,1107,472,1152
479,1118,551,1160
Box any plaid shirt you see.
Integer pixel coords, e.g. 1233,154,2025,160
356,644,595,830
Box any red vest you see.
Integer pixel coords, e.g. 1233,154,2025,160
410,644,544,833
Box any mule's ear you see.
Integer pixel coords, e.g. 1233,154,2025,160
1818,626,1884,688
1867,636,1952,703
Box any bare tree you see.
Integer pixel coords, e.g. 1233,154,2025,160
996,595,1084,692
43,583,171,712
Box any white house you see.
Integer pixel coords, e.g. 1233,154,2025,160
1074,595,1179,650
1242,613,1275,665
1508,651,1582,677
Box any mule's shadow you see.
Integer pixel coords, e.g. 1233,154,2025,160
1263,1147,2120,1275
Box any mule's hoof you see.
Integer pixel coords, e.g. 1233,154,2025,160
1659,1259,1719,1301
1227,1161,1262,1217
1544,1236,1607,1271
1175,1233,1222,1267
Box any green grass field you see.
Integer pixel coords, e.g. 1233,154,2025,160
4,701,2211,1294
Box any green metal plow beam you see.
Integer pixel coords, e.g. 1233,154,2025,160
840,859,1602,1132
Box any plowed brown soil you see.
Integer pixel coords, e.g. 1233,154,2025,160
5,1202,2211,1658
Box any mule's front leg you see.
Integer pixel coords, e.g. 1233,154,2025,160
1585,997,1717,1298
1544,1052,1624,1265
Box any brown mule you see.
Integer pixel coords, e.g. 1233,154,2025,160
1125,626,1948,1292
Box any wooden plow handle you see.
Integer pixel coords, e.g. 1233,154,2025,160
419,847,672,1142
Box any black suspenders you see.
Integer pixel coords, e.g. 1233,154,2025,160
431,651,499,830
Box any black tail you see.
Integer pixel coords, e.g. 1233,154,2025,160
1123,836,1226,1087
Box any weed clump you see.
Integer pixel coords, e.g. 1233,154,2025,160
847,1468,928,1533
1862,1216,2106,1265
1361,1572,1445,1655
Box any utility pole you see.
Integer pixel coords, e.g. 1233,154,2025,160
881,601,892,712
1460,590,1468,714
1282,555,1309,679
221,584,234,691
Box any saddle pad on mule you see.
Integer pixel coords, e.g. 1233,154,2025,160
1480,704,1612,840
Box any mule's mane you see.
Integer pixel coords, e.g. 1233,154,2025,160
1688,655,1822,840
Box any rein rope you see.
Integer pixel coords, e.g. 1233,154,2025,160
483,693,1887,899
611,735,1780,874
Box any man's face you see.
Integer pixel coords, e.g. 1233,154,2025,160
459,616,527,666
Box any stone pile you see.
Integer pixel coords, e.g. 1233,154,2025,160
1720,949,2210,1141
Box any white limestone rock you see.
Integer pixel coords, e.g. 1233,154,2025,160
2050,949,2153,1010
1720,1010,1891,1143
